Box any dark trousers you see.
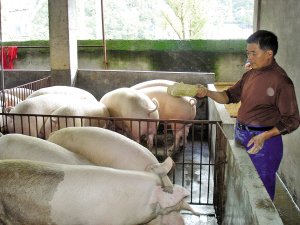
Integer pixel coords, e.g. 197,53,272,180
235,120,283,201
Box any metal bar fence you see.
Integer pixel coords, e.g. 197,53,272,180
214,122,228,224
0,112,227,210
0,77,228,220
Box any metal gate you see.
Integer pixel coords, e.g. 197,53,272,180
0,78,228,222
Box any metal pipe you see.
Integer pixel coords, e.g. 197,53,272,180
0,0,5,114
101,0,108,69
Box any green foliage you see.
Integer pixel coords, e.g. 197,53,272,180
211,0,254,29
160,0,209,39
1,0,253,41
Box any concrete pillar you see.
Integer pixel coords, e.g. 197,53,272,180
253,0,261,32
48,0,77,86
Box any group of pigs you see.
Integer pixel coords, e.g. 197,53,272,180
0,79,200,224
3,79,197,151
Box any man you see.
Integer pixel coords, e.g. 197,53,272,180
197,30,300,201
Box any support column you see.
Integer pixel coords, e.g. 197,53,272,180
48,0,77,86
253,0,261,32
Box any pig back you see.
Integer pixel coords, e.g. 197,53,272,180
0,160,65,225
131,79,176,90
100,87,159,119
0,133,94,165
139,86,197,120
47,126,159,170
27,86,97,101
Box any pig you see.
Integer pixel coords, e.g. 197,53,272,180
27,85,97,102
131,79,176,90
1,92,22,108
47,127,201,217
100,87,159,150
0,133,94,165
4,87,34,100
47,126,174,192
0,159,191,225
6,94,85,138
0,93,22,133
42,101,110,139
138,86,197,152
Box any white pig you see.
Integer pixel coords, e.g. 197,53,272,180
0,133,94,165
47,126,174,192
139,86,197,151
27,85,97,101
0,93,22,132
4,87,34,100
6,94,84,138
131,79,176,90
0,160,190,225
1,92,22,108
47,127,201,217
100,87,159,150
42,101,110,139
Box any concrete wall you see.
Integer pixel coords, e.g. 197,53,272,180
0,70,50,89
223,140,283,225
5,40,248,83
254,0,300,206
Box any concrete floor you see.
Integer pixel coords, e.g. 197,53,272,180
273,175,300,225
150,128,218,224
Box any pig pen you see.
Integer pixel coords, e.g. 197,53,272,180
0,74,283,225
0,76,227,224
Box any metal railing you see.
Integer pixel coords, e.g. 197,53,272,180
0,77,228,221
0,112,227,215
0,75,51,111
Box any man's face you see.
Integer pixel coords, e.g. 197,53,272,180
246,43,273,70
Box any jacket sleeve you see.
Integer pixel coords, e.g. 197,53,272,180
276,82,300,134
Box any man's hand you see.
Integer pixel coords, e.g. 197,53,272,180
247,127,281,154
247,133,266,154
245,62,251,70
196,85,207,98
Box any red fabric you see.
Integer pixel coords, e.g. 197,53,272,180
0,47,8,69
7,46,18,69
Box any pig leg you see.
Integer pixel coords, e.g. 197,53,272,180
179,124,192,147
168,125,184,152
147,133,154,151
179,200,201,216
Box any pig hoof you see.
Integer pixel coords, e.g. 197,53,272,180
163,186,173,193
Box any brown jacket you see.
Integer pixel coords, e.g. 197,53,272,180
225,60,300,134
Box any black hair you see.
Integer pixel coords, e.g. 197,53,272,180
246,30,278,56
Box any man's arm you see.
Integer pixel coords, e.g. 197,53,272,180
247,127,281,154
196,85,230,104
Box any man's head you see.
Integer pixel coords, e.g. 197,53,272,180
246,30,278,69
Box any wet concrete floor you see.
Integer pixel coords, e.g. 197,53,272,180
273,175,300,225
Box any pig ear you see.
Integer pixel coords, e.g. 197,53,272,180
189,98,197,106
146,157,174,177
149,185,190,209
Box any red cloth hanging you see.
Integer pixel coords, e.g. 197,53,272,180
0,47,8,69
7,46,18,69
